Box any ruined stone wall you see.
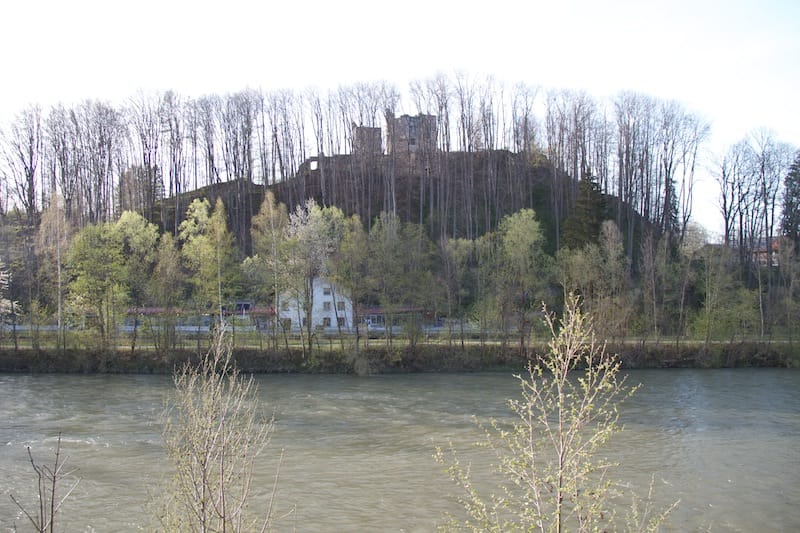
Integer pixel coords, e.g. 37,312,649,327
352,124,382,156
386,114,438,154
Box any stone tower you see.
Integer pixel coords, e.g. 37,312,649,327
386,114,437,154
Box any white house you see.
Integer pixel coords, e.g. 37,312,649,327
277,278,355,334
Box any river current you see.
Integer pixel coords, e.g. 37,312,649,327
1,369,798,531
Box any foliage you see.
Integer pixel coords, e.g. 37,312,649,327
7,184,800,351
691,286,760,342
246,191,290,347
284,199,345,354
247,192,289,305
494,208,552,352
557,221,632,341
436,294,674,532
687,243,767,343
146,233,186,350
64,211,161,347
472,232,500,336
150,233,185,306
639,231,680,337
327,213,369,344
556,243,598,299
366,212,443,347
65,221,128,345
366,211,404,311
113,210,159,305
179,198,243,317
158,324,283,532
774,239,800,340
440,237,475,333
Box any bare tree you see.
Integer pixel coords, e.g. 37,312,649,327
674,111,709,242
613,92,656,258
453,71,479,239
510,82,540,154
544,89,598,249
267,89,306,205
2,105,43,225
72,100,125,224
184,97,202,191
545,90,569,248
654,101,709,241
216,90,257,250
716,140,757,257
253,88,273,187
9,434,81,533
218,90,255,182
161,90,186,235
126,91,164,219
197,95,222,186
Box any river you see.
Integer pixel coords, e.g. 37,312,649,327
1,369,798,531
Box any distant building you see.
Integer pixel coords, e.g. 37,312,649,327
277,277,355,334
751,237,787,267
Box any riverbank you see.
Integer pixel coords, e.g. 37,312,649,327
0,340,797,373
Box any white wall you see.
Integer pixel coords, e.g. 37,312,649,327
277,278,354,333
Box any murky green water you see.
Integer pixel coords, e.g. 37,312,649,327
1,369,798,531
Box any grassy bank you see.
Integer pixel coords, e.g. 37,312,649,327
0,340,797,374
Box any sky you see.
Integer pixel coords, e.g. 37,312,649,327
1,0,798,237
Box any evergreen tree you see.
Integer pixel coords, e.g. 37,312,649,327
561,174,606,250
782,151,800,246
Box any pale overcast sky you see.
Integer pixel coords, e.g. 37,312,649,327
1,0,798,235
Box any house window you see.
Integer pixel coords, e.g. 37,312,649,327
281,301,289,311
323,286,331,296
323,301,332,311
322,317,331,327
337,316,345,327
337,301,345,311
302,318,307,327
281,318,291,331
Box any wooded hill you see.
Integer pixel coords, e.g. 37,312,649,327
1,77,798,350
154,148,632,260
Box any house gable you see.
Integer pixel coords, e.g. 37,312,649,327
277,278,354,333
